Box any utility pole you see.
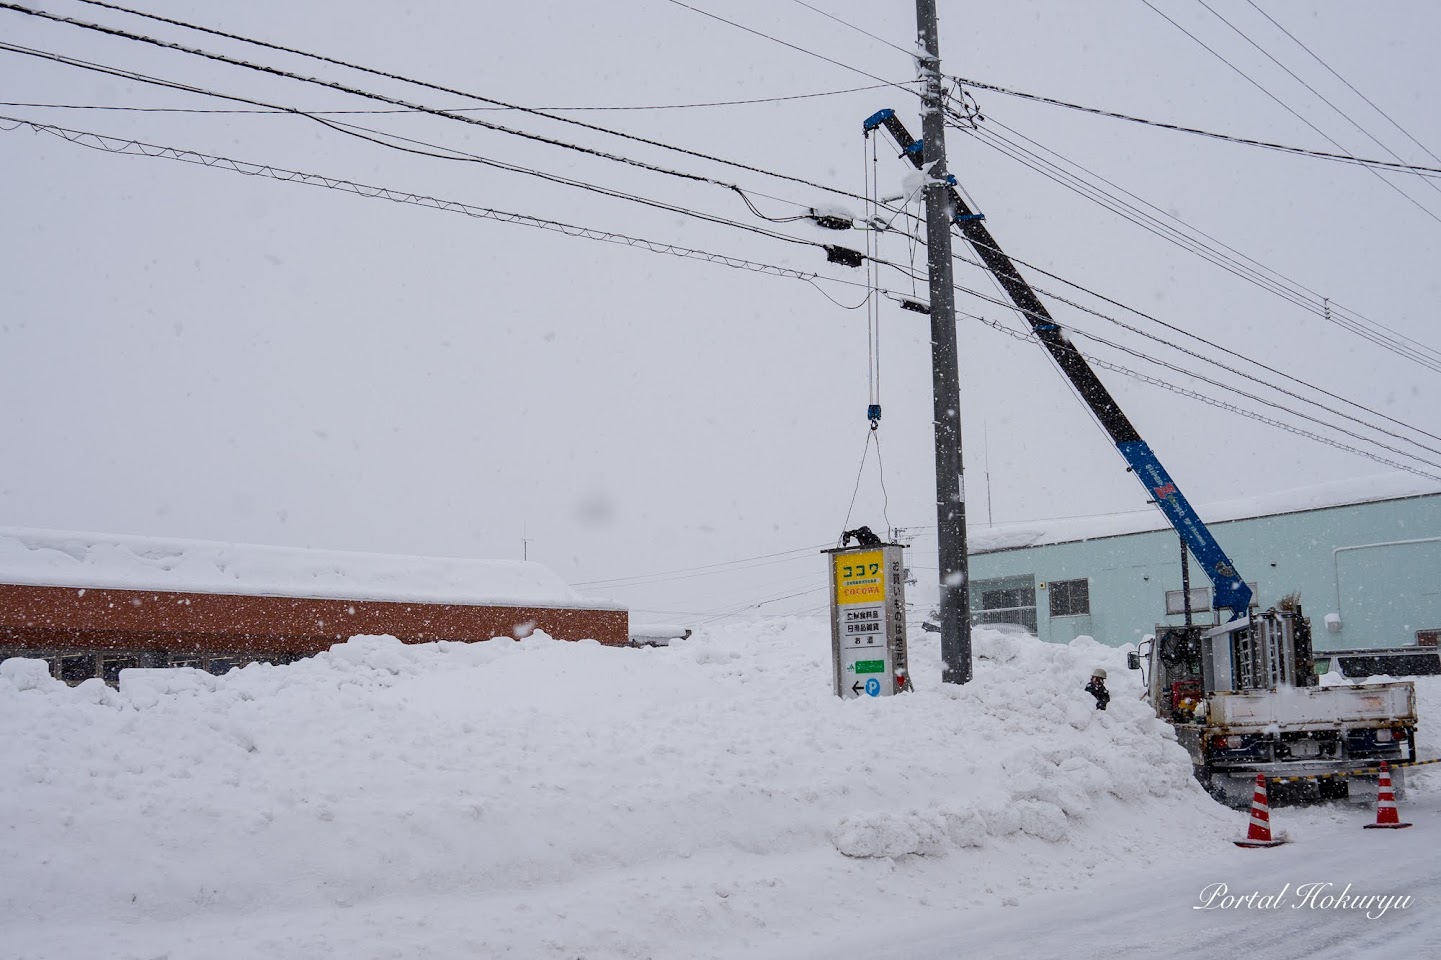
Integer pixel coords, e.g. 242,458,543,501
915,0,971,683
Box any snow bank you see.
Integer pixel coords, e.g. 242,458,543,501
0,525,613,608
1,621,1236,957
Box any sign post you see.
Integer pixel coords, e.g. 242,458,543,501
826,542,909,699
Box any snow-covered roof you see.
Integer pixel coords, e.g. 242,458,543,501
0,527,622,610
970,473,1441,554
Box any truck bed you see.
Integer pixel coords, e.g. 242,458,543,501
1208,682,1415,733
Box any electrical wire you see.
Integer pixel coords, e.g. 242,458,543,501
1192,0,1441,204
959,118,1441,374
1240,0,1441,172
944,273,1441,473
0,45,841,260
930,190,1441,449
785,0,917,59
945,73,1441,178
8,110,1435,485
859,129,1441,469
923,201,1441,455
1138,0,1441,228
0,113,835,282
696,585,829,626
45,0,913,218
571,544,829,588
965,309,1441,483
662,0,922,98
0,82,905,115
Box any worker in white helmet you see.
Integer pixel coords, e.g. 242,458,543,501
1085,667,1111,711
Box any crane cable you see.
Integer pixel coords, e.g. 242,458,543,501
840,129,892,544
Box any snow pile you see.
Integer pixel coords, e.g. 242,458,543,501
0,525,610,608
1,621,1234,957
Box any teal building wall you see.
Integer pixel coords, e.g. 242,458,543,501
967,493,1441,650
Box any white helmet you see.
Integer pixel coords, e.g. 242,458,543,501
1091,667,1108,679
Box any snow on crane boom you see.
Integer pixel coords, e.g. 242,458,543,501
863,108,1252,618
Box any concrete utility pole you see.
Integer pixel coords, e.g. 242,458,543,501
915,0,972,683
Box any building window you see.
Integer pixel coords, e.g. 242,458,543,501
58,654,96,684
1049,579,1090,617
973,576,1037,632
1166,586,1212,616
207,657,242,675
1165,582,1259,615
100,656,139,684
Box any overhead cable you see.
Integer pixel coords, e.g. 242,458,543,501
947,73,1441,178
1241,0,1441,172
1138,0,1441,227
662,0,923,97
0,82,906,115
1192,0,1441,204
967,311,1441,483
0,44,827,250
785,0,918,59
10,110,1433,483
571,544,829,589
51,0,906,216
0,114,827,281
959,119,1441,373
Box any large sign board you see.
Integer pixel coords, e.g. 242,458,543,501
827,543,908,699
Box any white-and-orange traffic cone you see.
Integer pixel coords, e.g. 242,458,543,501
1363,761,1412,830
1234,773,1289,848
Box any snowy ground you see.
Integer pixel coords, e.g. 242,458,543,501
2,621,1436,959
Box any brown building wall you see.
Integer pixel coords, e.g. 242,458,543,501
0,583,629,659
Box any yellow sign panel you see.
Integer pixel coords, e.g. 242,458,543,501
835,550,886,605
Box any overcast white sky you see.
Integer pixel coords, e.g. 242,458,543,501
2,1,1438,624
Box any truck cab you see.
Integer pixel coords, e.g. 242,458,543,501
1134,605,1417,806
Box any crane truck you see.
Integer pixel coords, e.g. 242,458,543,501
862,108,1419,806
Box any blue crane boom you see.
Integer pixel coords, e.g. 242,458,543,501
863,108,1252,617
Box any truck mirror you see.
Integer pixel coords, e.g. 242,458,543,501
1127,652,1141,670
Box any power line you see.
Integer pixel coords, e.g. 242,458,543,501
973,118,1441,371
966,311,1441,483
663,0,922,98
868,114,1441,445
0,43,837,255
0,113,831,281
1192,0,1441,207
957,118,1441,374
944,232,1441,459
56,0,1441,390
871,247,1441,480
1138,0,1441,228
946,273,1441,475
0,4,738,190
944,74,1441,178
571,543,829,588
49,0,907,218
0,82,905,115
785,0,917,59
1240,0,1441,171
9,110,1434,485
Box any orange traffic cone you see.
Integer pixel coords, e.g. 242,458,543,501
1234,773,1289,848
1363,762,1412,830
